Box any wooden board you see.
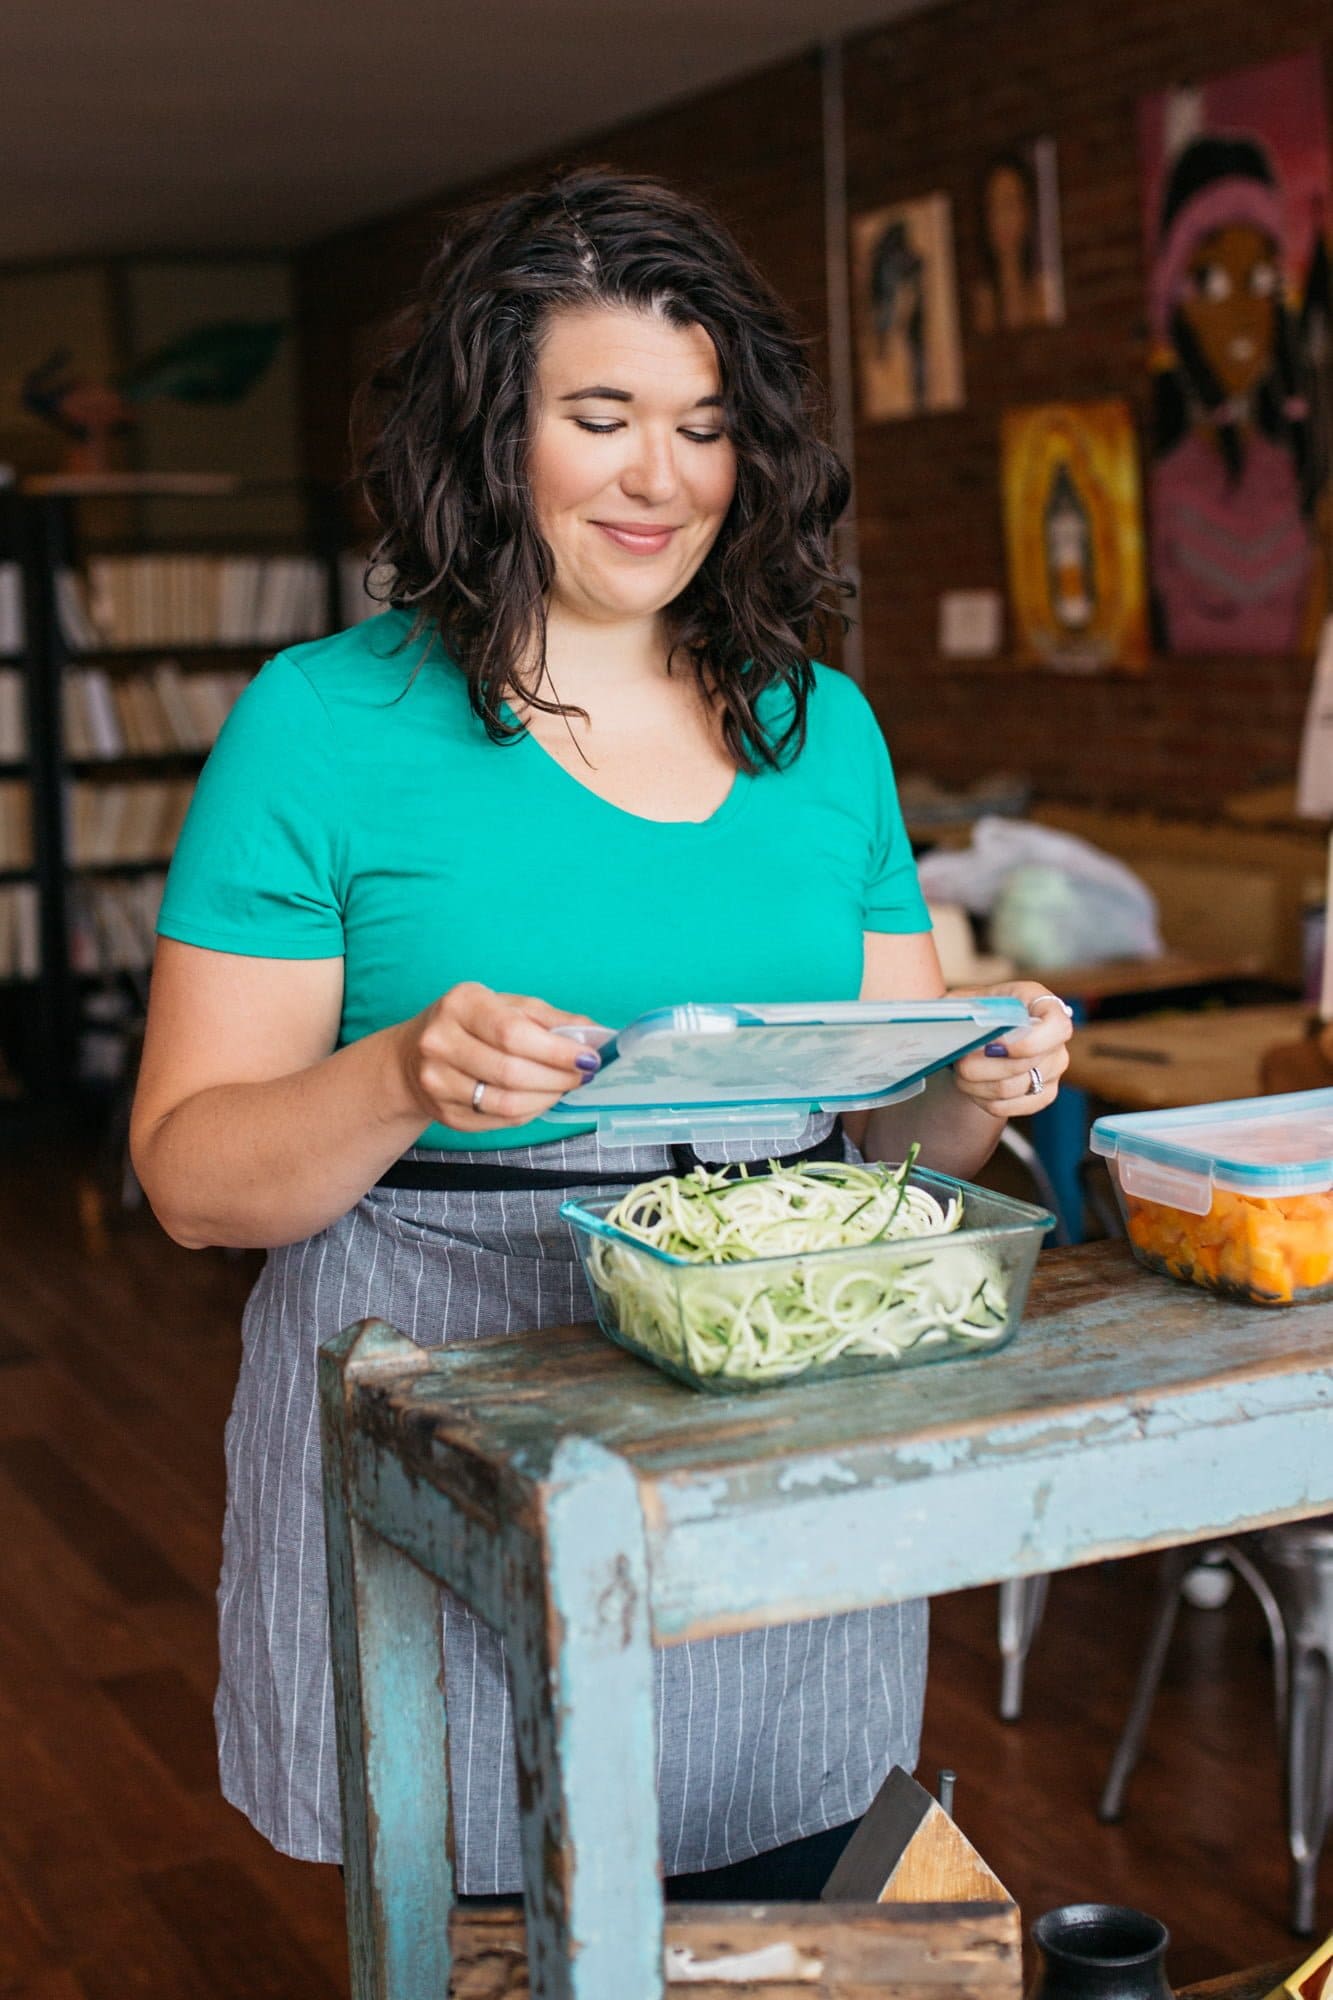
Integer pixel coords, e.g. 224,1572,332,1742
822,1770,1011,1908
1066,1002,1306,1110
446,1902,1021,2000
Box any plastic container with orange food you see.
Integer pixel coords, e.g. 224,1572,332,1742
1090,1088,1333,1306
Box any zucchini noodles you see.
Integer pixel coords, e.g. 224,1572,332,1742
584,1149,1012,1385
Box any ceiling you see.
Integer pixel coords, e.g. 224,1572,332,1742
3,0,928,266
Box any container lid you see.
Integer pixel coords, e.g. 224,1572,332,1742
547,996,1028,1147
1091,1087,1333,1215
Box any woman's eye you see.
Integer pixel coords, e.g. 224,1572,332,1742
1195,264,1232,302
1249,261,1279,298
681,428,726,444
572,418,623,435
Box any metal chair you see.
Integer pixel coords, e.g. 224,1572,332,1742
1096,1524,1333,1934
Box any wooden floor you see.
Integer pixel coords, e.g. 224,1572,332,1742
2,1134,1328,1997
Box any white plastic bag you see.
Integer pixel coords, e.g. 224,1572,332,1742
916,816,1164,969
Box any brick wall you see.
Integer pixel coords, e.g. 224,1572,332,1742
295,3,1333,816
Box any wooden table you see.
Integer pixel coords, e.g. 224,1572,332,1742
320,1242,1333,2000
1067,1002,1307,1112
1054,953,1268,1008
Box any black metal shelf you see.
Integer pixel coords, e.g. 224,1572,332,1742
3,482,342,1108
63,641,283,665
0,867,35,886
67,751,208,775
67,857,174,878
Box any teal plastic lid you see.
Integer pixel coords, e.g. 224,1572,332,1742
547,996,1028,1147
1091,1087,1333,1216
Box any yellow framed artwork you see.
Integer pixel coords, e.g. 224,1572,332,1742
1000,399,1150,671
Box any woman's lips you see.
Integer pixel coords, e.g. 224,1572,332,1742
593,521,678,554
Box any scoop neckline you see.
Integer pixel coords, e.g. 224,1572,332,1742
500,697,754,837
376,610,755,836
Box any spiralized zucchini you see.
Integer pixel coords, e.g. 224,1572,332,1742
586,1149,1011,1384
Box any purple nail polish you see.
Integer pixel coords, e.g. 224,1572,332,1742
576,1052,600,1073
984,1042,1009,1058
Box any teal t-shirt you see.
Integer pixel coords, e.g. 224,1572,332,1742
157,610,930,1149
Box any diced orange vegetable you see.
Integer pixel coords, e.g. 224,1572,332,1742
1121,1183,1333,1305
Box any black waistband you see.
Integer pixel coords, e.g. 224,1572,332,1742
373,1120,845,1193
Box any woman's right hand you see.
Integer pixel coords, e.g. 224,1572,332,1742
393,982,600,1133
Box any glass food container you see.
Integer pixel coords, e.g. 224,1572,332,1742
1091,1088,1333,1306
561,1167,1053,1393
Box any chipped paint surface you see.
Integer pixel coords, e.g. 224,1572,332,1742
664,1939,824,1981
646,1394,1333,1639
322,1248,1333,1998
777,1456,859,1492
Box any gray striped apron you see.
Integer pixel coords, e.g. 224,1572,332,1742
213,1113,928,1893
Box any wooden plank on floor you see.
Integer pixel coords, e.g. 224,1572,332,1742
141,1859,346,2000
98,1668,220,1796
0,1437,197,1606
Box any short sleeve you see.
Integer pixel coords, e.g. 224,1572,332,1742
846,681,931,934
156,654,346,958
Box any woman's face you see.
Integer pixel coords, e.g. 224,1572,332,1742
1179,223,1281,398
985,165,1032,258
528,304,738,627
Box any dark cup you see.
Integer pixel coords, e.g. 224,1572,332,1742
1029,1904,1172,2000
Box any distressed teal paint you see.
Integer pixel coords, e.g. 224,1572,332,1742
506,1438,662,2000
320,1325,455,2000
644,1398,1333,1638
320,1248,1333,2000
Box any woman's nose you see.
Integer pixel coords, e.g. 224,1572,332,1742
621,431,678,504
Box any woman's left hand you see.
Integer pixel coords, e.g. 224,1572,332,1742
949,981,1074,1121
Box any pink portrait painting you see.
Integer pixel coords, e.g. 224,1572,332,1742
1139,50,1332,657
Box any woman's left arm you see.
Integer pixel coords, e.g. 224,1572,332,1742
842,930,1073,1180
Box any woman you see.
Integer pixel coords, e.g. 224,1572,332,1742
1149,134,1325,654
130,170,1071,1899
973,151,1058,334
870,218,927,409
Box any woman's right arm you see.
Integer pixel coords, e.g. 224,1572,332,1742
130,939,593,1251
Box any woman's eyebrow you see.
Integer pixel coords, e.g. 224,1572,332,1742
559,386,724,407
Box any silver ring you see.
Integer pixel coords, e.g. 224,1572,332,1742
1027,1065,1044,1096
471,1078,487,1112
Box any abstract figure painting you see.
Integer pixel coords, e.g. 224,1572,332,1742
1140,51,1332,655
1001,401,1150,672
851,196,965,421
973,140,1065,334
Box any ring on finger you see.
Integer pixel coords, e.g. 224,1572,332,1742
1027,1065,1044,1096
471,1078,487,1113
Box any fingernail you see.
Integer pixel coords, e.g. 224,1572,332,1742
576,1052,600,1073
984,1042,1009,1058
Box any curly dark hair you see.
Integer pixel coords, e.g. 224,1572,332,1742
352,168,852,770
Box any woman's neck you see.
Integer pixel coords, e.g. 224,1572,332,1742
529,602,675,714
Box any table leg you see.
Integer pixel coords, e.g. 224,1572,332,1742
321,1324,454,2000
504,1435,663,2000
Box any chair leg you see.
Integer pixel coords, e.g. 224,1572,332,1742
1098,1545,1193,1822
1284,1642,1332,1935
1225,1543,1290,1739
998,1574,1050,1721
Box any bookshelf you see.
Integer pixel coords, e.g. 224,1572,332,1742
10,477,342,1109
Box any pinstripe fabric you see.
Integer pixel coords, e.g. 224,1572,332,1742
214,1115,928,1892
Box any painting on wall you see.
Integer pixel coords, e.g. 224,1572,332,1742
1139,50,1332,655
1001,400,1150,672
851,195,965,420
972,139,1065,333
